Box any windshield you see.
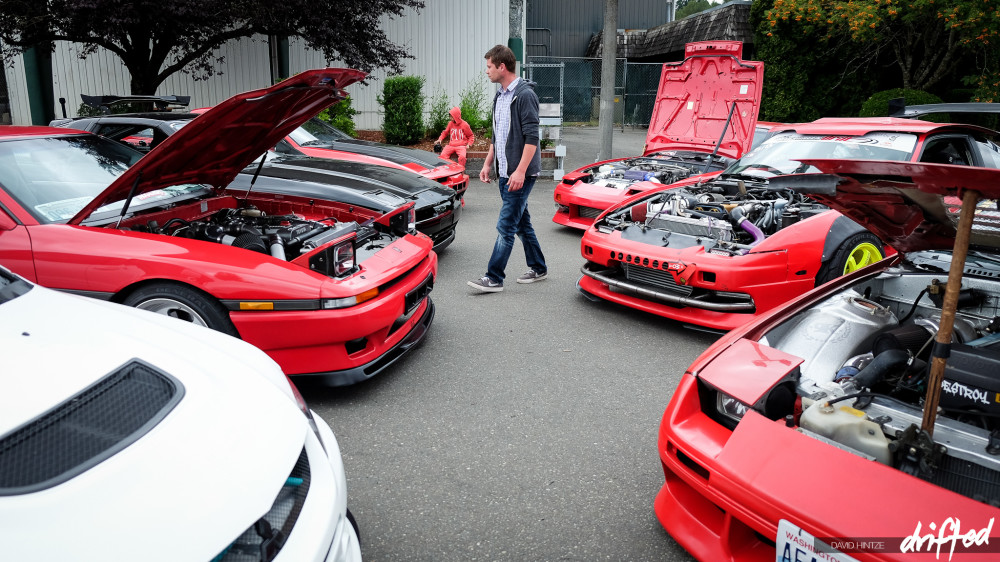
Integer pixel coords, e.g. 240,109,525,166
0,135,207,224
725,131,919,179
287,118,351,146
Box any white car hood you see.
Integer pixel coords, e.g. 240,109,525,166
0,287,307,561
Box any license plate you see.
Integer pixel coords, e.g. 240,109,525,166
776,519,859,562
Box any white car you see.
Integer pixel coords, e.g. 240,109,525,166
0,267,361,562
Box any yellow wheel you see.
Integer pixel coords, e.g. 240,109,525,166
842,242,883,275
816,232,884,286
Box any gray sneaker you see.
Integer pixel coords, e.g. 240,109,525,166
468,275,503,293
516,269,548,284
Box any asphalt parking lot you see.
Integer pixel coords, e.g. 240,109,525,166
303,127,714,561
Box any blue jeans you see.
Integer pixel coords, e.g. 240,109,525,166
487,176,547,283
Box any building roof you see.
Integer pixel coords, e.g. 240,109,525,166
586,1,753,60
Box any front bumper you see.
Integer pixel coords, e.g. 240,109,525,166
300,296,435,386
552,181,636,230
656,373,1000,562
230,253,438,379
578,229,816,330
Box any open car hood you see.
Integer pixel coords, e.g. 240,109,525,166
69,68,365,225
644,41,763,159
771,159,1000,253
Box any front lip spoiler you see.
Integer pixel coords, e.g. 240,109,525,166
294,297,435,386
580,263,755,312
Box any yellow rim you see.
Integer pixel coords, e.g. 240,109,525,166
842,242,882,275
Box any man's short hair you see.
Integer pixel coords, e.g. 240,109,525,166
485,45,516,72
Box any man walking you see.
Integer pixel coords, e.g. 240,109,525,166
468,44,548,293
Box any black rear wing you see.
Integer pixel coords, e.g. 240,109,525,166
889,98,1000,119
80,94,191,114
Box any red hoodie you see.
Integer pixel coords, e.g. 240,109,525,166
438,106,475,147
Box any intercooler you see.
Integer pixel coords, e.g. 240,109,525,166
622,263,694,296
579,206,604,219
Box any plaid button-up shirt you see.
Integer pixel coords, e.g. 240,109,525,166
493,77,520,178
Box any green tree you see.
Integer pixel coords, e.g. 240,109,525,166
317,95,359,137
760,0,999,98
676,0,713,19
0,0,424,94
379,76,424,145
751,0,871,122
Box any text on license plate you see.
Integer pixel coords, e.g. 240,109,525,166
777,519,859,562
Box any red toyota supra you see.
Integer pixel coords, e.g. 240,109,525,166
0,69,437,386
553,41,764,230
656,160,1000,561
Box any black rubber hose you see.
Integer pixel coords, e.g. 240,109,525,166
899,288,929,324
853,348,910,389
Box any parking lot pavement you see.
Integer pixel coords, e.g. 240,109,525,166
304,127,708,561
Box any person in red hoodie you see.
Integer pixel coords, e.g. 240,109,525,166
435,106,475,167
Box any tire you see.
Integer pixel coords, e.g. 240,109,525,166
816,232,884,286
121,283,240,338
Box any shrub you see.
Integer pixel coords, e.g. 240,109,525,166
427,87,451,138
459,77,490,129
859,89,945,122
316,94,359,137
379,76,425,145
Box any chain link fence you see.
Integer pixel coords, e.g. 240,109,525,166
525,57,662,128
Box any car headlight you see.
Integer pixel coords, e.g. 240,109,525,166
408,208,416,233
321,287,379,309
716,392,751,423
332,240,355,277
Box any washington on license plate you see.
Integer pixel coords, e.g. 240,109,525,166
776,519,859,562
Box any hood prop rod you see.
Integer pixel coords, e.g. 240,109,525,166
921,188,981,437
702,102,737,175
244,152,268,200
115,171,142,229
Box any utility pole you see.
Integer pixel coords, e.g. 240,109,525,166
598,0,618,161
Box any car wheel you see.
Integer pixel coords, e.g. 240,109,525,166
816,232,884,286
122,283,240,337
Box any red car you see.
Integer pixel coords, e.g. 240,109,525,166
553,41,764,230
0,69,437,386
578,117,1000,331
656,160,1000,561
277,117,470,199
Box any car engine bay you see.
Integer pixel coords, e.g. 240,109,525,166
125,206,401,270
759,251,1000,505
596,176,827,255
581,152,729,190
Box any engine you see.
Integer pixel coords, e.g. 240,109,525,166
135,207,392,262
598,177,826,253
585,155,705,190
760,256,1000,505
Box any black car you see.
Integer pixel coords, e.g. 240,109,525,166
231,155,461,250
50,112,461,250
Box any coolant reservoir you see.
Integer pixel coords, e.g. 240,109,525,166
770,292,898,387
800,400,891,464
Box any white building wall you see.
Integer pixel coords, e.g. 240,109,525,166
4,1,509,129
289,0,509,130
3,55,31,125
47,35,271,119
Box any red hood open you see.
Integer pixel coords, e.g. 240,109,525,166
770,159,1000,253
69,68,366,225
644,41,763,159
